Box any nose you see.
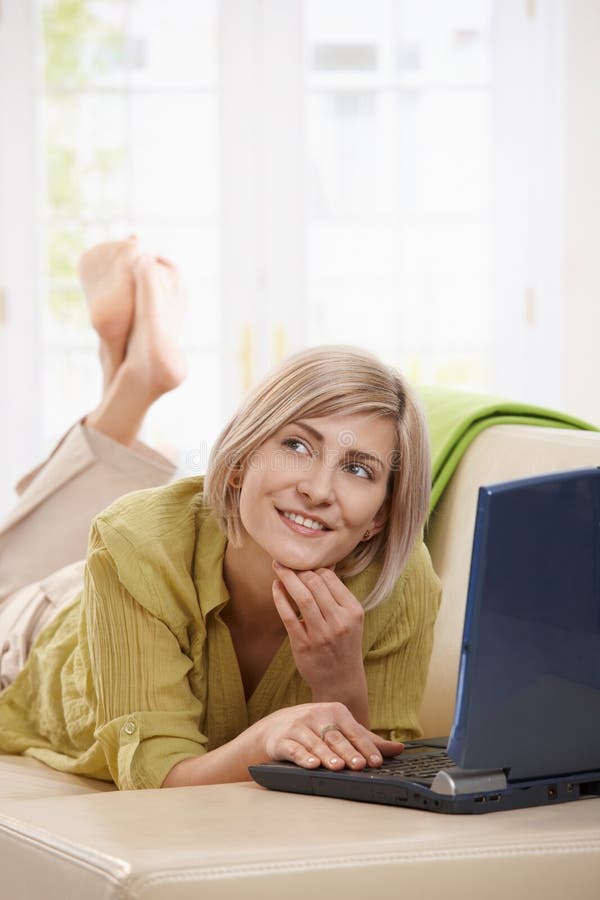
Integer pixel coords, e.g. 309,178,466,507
297,459,336,506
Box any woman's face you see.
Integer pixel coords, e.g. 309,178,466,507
236,412,397,572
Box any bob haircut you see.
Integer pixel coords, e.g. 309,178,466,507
204,345,431,610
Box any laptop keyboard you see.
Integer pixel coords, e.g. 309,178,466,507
367,750,453,782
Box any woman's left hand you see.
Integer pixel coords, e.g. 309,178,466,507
272,562,369,722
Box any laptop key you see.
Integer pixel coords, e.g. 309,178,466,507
367,751,453,780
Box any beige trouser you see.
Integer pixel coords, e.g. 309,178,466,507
0,423,176,689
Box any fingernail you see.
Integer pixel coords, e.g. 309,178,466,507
272,561,281,570
369,753,382,765
307,756,318,765
351,756,362,767
329,757,340,766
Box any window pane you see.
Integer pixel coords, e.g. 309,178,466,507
42,343,101,444
42,0,218,89
414,89,490,217
306,0,491,85
130,93,218,219
305,0,492,391
42,0,129,90
45,93,129,221
39,0,220,458
130,0,218,88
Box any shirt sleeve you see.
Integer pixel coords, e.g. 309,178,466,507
81,522,208,790
364,548,442,742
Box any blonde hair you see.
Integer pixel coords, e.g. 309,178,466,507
204,345,430,609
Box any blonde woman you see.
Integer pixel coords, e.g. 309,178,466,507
0,238,441,790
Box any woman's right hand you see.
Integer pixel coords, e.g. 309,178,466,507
162,701,404,787
255,701,405,771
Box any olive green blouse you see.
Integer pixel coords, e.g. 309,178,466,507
0,477,441,790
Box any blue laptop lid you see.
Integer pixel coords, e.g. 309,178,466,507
448,467,600,780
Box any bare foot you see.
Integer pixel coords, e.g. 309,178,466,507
78,235,140,387
84,254,188,447
124,254,188,401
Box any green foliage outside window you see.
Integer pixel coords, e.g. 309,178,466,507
43,0,126,89
42,0,128,325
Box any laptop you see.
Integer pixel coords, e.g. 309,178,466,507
250,468,600,814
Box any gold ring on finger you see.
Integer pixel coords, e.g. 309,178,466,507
319,723,340,741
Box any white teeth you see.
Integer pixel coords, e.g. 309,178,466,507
282,511,326,531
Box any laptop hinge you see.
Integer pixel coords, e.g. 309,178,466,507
430,767,508,796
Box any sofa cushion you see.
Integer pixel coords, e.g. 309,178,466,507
0,754,114,801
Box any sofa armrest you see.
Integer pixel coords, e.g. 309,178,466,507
422,424,600,738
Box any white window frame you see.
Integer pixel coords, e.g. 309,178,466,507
0,0,43,513
219,0,305,416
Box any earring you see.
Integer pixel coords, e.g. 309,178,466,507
363,529,371,540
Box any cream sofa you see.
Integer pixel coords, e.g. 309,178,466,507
1,424,599,899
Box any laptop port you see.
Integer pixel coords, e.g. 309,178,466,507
547,785,557,800
474,796,486,803
489,794,501,802
580,781,600,798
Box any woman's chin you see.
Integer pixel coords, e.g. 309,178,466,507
271,545,331,573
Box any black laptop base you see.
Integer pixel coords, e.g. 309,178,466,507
249,760,600,815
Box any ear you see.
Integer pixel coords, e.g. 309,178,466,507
362,498,390,542
228,465,243,489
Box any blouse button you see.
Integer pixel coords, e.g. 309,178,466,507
124,720,136,735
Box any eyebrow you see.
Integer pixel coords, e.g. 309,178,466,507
293,420,386,469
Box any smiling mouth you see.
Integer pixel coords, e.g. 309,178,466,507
277,509,331,534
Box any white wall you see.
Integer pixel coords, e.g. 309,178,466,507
492,0,600,426
564,0,600,424
492,0,564,410
0,0,42,515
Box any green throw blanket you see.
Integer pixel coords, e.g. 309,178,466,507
419,386,597,512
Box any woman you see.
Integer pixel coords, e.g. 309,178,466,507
0,238,441,790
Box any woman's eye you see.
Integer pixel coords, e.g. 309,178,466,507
345,462,373,480
282,437,310,454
